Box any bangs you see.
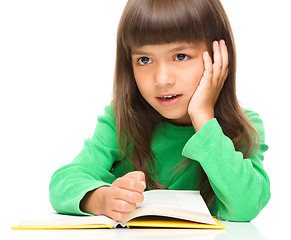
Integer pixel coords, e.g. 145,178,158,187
120,0,210,48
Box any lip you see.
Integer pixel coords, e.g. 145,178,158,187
156,94,182,107
157,93,180,98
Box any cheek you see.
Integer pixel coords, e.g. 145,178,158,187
181,66,204,91
134,73,152,98
133,66,156,97
133,69,144,90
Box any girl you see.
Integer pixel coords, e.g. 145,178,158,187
49,0,270,222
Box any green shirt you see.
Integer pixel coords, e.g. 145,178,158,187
49,104,270,222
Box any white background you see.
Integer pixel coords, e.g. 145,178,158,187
1,0,290,238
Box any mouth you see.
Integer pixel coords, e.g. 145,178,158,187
156,94,182,106
158,94,182,100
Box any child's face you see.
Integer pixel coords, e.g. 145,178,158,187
131,41,208,126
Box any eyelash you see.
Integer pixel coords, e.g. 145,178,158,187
174,54,189,61
137,54,190,66
137,57,153,66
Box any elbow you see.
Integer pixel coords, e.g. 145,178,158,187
220,208,259,222
49,183,63,214
219,190,271,222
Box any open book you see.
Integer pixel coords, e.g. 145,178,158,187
12,190,225,229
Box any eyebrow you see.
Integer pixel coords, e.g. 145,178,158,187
131,45,199,56
170,45,199,53
131,50,149,56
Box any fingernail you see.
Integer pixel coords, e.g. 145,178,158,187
140,181,146,188
204,51,209,56
220,39,225,44
215,41,219,45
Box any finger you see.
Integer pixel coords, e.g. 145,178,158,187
105,189,138,220
219,39,229,84
212,41,223,84
111,198,137,213
200,51,213,88
110,210,132,221
113,187,144,204
114,176,146,193
124,171,146,188
124,171,145,182
221,68,229,85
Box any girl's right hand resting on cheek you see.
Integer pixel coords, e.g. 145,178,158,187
80,171,146,221
188,40,229,132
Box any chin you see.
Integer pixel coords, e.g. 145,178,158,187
160,111,190,125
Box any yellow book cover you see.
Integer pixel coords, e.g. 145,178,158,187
12,190,226,230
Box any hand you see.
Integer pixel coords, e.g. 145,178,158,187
81,171,146,221
188,40,229,131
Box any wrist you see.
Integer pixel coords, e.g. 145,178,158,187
80,186,109,215
190,111,214,132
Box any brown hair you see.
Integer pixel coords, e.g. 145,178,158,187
113,0,259,205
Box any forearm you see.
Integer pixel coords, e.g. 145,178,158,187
202,145,270,221
183,118,270,221
49,104,122,216
49,164,113,215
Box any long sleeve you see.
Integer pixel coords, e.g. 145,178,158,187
182,111,270,222
49,105,120,215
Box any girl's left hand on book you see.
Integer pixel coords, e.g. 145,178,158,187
188,40,229,131
100,171,146,221
80,171,146,221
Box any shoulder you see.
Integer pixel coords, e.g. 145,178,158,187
242,108,264,126
242,107,266,142
98,103,115,118
97,103,116,126
91,103,117,144
243,108,260,119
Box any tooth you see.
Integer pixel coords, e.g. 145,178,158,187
160,95,179,99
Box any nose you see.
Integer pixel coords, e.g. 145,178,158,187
154,62,175,87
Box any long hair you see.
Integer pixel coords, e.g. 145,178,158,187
113,0,259,205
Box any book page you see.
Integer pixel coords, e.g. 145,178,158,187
139,190,180,208
122,190,217,225
137,190,210,215
16,212,117,227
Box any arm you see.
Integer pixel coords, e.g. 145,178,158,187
80,171,146,221
49,105,119,215
182,111,270,221
49,105,146,220
186,40,270,221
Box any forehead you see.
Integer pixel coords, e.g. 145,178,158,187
131,42,207,56
120,0,210,48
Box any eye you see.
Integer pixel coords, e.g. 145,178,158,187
138,57,153,65
174,54,189,61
